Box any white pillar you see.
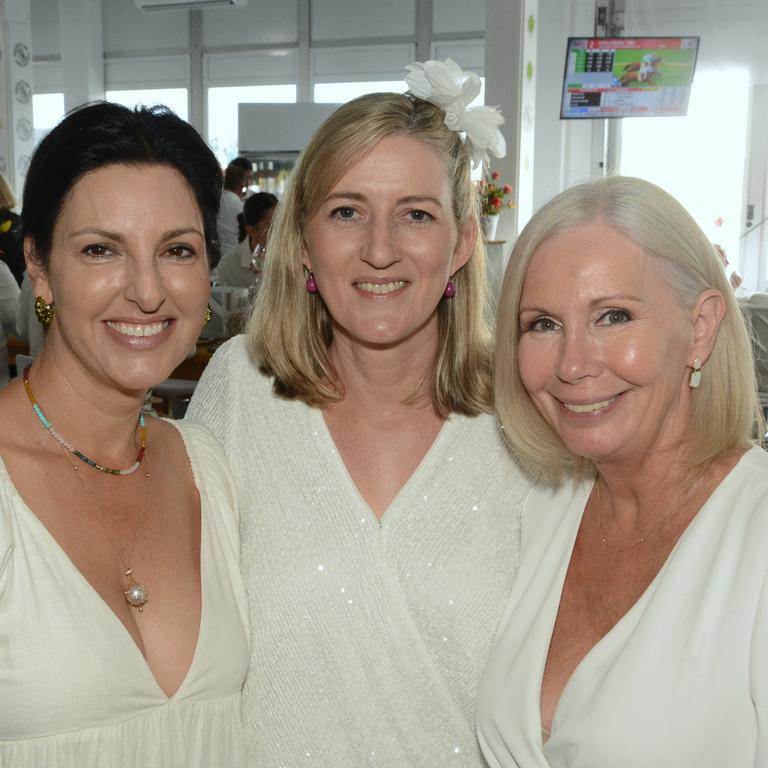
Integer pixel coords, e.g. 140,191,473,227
59,0,104,112
485,0,524,246
0,0,35,201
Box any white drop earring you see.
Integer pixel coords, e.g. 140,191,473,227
689,357,702,389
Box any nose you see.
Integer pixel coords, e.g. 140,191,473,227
361,216,401,269
555,326,601,383
124,253,166,314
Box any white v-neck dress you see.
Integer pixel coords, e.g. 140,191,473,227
186,335,531,768
477,446,768,768
0,421,250,767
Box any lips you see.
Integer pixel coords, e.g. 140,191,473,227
354,281,406,295
105,320,170,338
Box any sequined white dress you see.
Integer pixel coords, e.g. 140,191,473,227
186,335,530,768
0,421,250,767
477,446,768,768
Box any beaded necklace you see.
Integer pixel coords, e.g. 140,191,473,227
23,366,147,476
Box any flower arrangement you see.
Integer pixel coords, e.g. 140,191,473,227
477,171,514,216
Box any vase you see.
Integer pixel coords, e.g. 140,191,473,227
481,214,499,242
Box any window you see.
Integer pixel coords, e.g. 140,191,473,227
207,84,297,167
313,80,408,103
620,69,750,279
32,93,65,144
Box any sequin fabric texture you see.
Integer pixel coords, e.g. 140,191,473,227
187,336,531,767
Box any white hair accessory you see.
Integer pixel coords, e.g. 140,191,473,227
404,58,506,168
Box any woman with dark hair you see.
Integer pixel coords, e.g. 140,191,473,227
0,102,248,766
217,192,278,288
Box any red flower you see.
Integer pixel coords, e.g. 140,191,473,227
492,197,503,209
491,170,501,180
502,184,513,194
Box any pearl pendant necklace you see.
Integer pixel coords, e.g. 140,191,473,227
124,568,149,611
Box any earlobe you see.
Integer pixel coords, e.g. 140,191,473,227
691,289,726,364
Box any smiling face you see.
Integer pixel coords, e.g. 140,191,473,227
28,163,211,394
517,221,701,466
302,134,474,352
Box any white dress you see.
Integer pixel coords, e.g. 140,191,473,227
477,446,768,768
0,421,250,767
186,335,530,768
216,189,243,260
217,238,259,288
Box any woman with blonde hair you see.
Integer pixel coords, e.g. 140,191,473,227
477,176,768,767
188,58,530,767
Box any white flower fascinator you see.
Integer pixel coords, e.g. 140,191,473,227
404,58,506,168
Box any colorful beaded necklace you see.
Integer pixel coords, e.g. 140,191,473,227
23,366,147,476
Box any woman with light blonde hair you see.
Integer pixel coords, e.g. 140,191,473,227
188,58,531,767
477,175,768,767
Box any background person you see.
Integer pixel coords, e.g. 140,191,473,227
0,102,249,766
216,192,277,288
478,176,767,768
0,172,24,286
215,162,249,263
0,261,18,386
187,58,530,767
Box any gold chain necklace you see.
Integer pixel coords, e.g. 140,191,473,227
61,436,152,611
594,475,676,554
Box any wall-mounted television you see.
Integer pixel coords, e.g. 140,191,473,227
560,36,700,119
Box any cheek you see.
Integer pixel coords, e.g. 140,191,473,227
518,336,554,394
609,330,677,382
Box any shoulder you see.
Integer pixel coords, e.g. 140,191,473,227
443,412,535,497
185,335,278,441
0,260,17,285
448,412,528,471
165,419,239,520
716,446,768,530
191,335,273,401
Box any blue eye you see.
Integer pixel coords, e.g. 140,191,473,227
599,309,631,325
408,209,434,223
331,206,357,220
525,316,559,333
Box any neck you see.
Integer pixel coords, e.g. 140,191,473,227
328,324,438,413
25,351,149,468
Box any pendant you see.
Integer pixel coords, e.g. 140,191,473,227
124,568,148,612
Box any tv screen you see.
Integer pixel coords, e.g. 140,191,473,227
560,36,700,119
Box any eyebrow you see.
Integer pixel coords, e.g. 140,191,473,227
519,293,644,313
324,192,445,209
68,226,203,242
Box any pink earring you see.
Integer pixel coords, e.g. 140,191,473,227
306,271,318,294
444,280,456,299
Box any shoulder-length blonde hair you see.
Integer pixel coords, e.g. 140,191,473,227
495,175,763,484
248,92,492,417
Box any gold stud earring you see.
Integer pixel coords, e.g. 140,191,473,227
204,305,213,324
689,357,702,389
34,296,54,327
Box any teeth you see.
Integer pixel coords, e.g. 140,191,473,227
107,320,169,338
355,281,406,295
563,397,615,414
